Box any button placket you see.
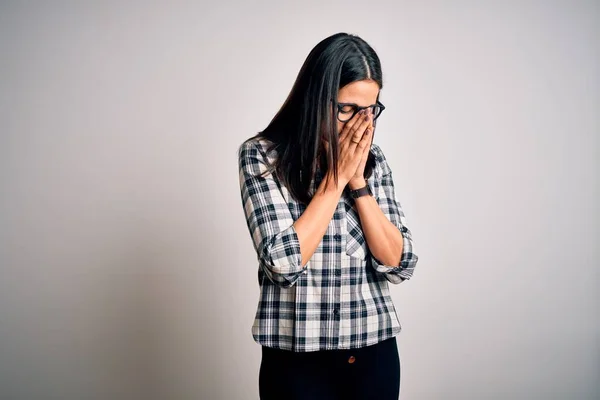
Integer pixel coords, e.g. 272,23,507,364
343,175,378,261
343,197,367,260
333,200,345,342
333,200,344,273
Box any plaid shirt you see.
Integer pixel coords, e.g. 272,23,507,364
238,137,418,352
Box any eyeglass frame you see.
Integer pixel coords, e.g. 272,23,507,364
332,99,386,123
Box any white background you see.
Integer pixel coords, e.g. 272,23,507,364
1,1,598,399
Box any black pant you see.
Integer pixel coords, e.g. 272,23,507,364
259,337,400,400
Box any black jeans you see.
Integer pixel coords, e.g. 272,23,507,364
259,337,400,400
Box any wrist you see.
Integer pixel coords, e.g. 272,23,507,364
322,172,347,195
348,177,367,190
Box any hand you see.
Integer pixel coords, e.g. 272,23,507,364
324,108,373,187
346,109,374,189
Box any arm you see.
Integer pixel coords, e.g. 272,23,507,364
352,144,419,284
238,140,344,288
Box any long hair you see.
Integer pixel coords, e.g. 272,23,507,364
243,32,383,205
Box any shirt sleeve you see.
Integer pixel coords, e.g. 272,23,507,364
238,140,306,288
369,143,419,284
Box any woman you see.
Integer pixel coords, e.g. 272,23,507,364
237,32,419,400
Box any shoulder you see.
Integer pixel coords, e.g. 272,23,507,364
237,136,273,157
370,142,392,176
238,136,279,178
238,137,277,165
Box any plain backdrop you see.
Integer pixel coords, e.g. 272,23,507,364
0,1,598,399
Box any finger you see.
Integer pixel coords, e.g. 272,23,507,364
341,107,372,136
339,114,363,156
349,113,372,151
344,113,368,146
348,129,371,175
339,110,366,144
356,127,372,152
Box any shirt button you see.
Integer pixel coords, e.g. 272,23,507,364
333,233,341,240
348,356,356,364
333,308,339,316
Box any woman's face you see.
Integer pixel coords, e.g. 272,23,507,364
322,79,380,146
335,79,380,134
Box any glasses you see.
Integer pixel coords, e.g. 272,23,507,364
335,100,385,123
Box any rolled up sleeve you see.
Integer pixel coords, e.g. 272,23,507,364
370,144,419,284
238,140,306,287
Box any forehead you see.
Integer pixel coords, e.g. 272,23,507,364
338,79,380,105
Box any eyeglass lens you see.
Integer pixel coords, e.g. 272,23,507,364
338,104,383,122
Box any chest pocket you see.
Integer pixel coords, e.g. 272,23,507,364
343,177,380,261
343,197,367,260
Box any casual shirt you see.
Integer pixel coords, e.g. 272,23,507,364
238,137,419,352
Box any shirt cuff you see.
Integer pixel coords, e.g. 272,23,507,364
260,224,306,287
369,244,418,284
